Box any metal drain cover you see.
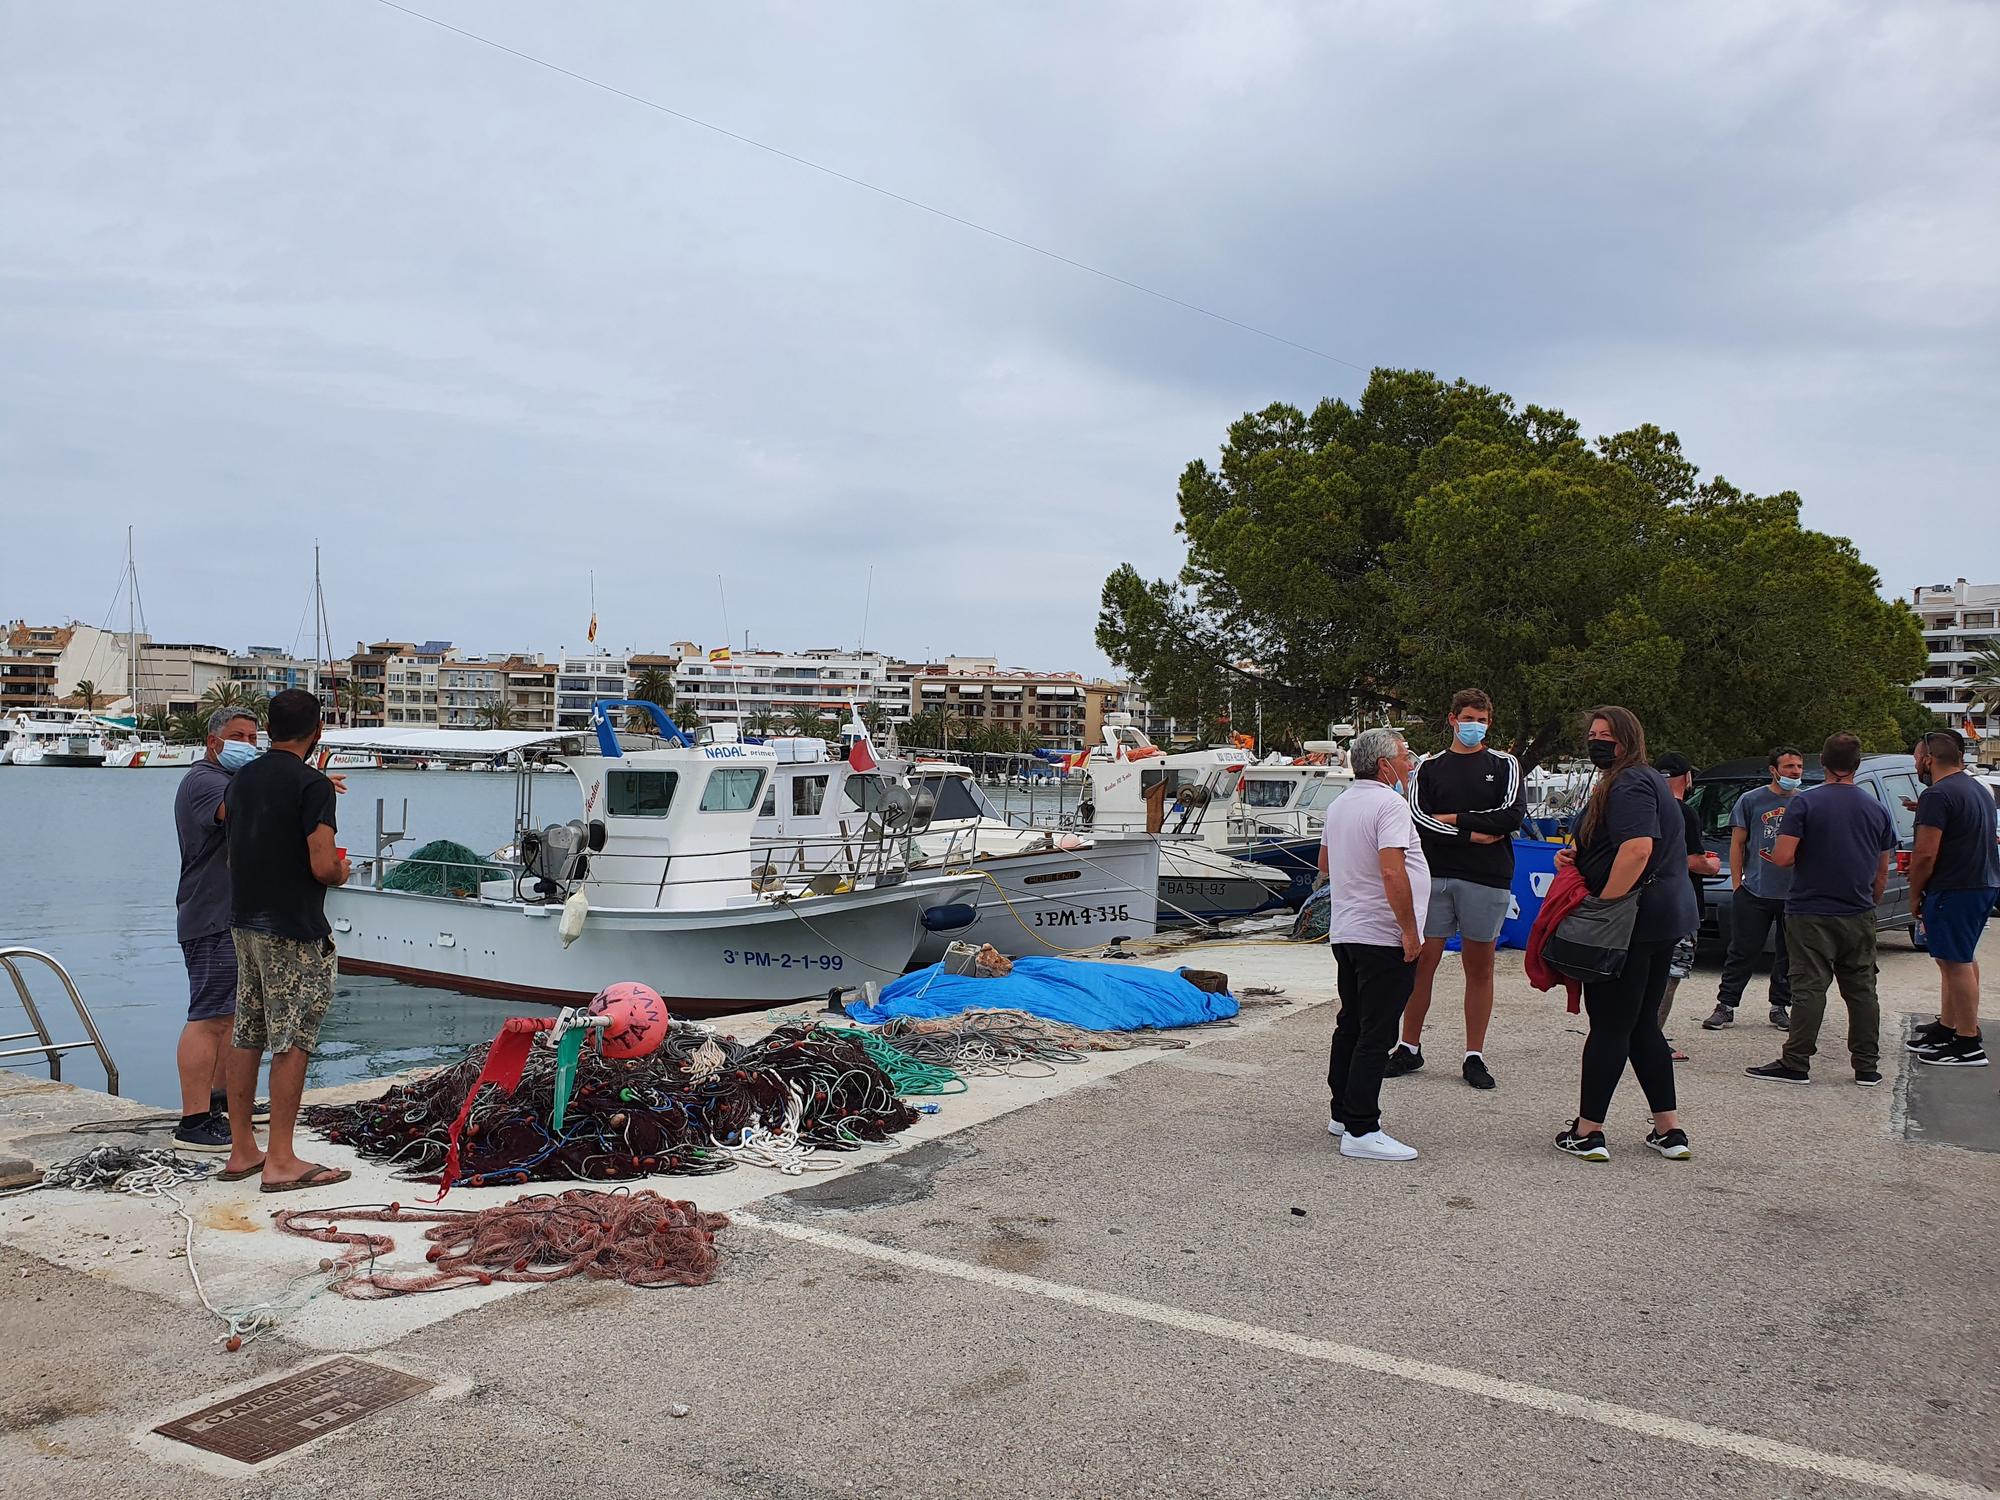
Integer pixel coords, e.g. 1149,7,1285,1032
154,1357,433,1464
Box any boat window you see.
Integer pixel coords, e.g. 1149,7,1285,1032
607,770,679,817
914,775,1000,822
843,773,892,813
1240,777,1294,809
699,767,767,813
759,782,776,818
792,774,830,817
1301,780,1350,813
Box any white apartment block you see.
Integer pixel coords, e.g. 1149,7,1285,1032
1910,578,2000,741
673,648,894,729
381,640,456,727
556,651,633,731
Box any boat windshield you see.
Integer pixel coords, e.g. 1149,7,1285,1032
1300,779,1349,813
699,767,767,813
608,769,679,817
843,773,895,813
915,774,1002,823
1240,776,1295,809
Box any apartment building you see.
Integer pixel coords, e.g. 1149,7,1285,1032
673,647,892,730
231,647,321,699
1,621,144,711
438,655,554,731
1910,579,2000,745
136,642,234,715
555,651,634,732
896,658,1097,751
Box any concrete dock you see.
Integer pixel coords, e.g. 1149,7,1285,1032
2,932,1996,1499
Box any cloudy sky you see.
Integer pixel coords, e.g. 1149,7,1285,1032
3,1,1995,674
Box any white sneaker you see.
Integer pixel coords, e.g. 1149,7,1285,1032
1339,1129,1418,1161
1326,1118,1346,1137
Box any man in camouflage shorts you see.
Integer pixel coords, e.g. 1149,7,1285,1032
223,689,353,1193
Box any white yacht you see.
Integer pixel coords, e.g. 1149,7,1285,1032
317,706,980,1016
0,709,111,767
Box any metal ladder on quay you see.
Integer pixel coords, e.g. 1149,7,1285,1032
0,947,120,1095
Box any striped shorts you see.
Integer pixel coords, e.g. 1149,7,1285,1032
180,931,238,1022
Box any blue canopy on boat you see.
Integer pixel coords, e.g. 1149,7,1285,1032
846,956,1237,1031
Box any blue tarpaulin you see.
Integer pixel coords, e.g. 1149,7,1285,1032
847,956,1238,1031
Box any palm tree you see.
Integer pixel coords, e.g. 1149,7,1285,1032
1966,644,2000,727
475,697,519,732
630,667,675,710
139,708,173,737
339,677,376,725
73,679,101,710
168,710,208,745
783,706,835,739
743,708,780,738
902,710,964,753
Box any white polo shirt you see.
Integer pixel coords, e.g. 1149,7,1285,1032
1320,777,1430,948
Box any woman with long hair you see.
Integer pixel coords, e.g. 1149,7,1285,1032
1557,706,1697,1161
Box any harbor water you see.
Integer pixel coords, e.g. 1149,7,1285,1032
0,766,580,1109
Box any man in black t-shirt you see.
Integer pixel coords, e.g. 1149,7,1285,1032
1392,688,1526,1090
222,688,352,1194
1907,730,1998,1067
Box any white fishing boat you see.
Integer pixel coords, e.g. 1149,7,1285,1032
103,739,202,768
751,739,1160,963
1075,718,1303,918
318,705,981,1017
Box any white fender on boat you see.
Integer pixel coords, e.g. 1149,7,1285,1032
559,889,589,947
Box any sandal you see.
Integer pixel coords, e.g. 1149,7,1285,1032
260,1164,351,1194
216,1160,268,1183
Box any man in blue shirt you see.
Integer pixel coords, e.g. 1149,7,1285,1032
1747,734,1897,1086
169,707,262,1154
1702,746,1804,1032
1906,730,1998,1068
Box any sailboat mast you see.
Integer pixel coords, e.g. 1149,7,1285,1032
126,526,136,710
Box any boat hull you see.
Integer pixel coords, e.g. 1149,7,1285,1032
904,835,1160,964
41,753,106,768
1155,842,1292,924
1231,836,1323,910
325,875,979,1017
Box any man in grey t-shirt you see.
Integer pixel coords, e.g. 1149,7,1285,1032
1702,746,1805,1032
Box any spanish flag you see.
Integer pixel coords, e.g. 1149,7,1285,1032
587,613,597,643
709,646,732,663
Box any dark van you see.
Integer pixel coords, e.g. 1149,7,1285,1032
1685,753,1925,952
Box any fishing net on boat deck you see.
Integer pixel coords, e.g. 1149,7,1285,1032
302,1022,919,1188
381,839,507,897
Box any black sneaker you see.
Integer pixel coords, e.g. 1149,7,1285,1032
1768,1005,1791,1030
1555,1120,1610,1161
170,1113,233,1154
1700,1004,1735,1030
1745,1060,1811,1085
1462,1055,1496,1090
1918,1035,1989,1068
1645,1127,1692,1160
1854,1070,1883,1087
1905,1020,1954,1054
1384,1044,1424,1078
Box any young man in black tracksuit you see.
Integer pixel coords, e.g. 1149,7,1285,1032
1390,688,1527,1090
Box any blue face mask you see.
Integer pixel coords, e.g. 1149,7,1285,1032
1455,721,1489,748
1777,774,1802,791
217,741,262,772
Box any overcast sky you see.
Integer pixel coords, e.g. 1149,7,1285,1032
3,1,1995,675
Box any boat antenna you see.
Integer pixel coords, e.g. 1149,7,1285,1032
858,564,874,654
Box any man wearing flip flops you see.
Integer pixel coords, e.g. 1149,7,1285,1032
221,688,353,1193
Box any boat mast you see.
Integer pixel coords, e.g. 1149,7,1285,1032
125,526,136,714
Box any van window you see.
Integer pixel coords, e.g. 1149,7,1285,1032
607,770,678,817
1878,773,1921,842
699,767,766,812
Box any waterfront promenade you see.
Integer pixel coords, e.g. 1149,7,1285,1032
2,934,1996,1499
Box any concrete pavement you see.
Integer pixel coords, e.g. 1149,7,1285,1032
2,929,1995,1499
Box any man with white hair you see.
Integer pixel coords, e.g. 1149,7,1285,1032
169,705,263,1155
1317,726,1429,1161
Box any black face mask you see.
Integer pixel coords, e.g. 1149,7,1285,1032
1586,741,1619,769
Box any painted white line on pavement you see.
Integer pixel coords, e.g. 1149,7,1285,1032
735,1212,1997,1500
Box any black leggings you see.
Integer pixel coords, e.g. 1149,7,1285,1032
1579,939,1678,1122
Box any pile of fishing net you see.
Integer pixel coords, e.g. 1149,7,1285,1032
302,1022,920,1188
382,839,506,897
274,1189,729,1297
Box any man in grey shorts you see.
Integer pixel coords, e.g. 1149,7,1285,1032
1392,688,1526,1089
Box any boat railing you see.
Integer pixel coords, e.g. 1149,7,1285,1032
0,947,120,1094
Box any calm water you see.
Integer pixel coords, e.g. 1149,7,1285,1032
0,765,580,1108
